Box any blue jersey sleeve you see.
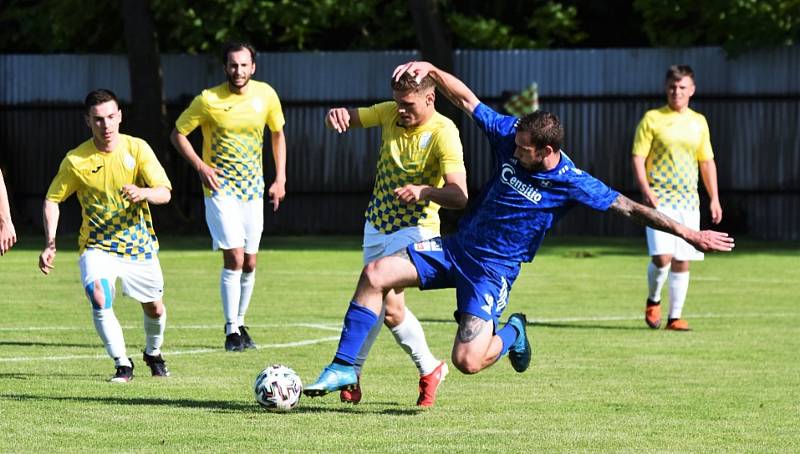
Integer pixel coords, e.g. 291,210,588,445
567,170,620,211
472,103,518,159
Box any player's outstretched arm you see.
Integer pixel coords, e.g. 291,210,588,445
325,108,362,133
39,200,60,275
0,169,16,255
609,194,734,253
392,61,480,115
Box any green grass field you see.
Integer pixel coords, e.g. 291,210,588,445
1,235,798,452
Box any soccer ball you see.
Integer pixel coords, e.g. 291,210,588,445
253,364,303,412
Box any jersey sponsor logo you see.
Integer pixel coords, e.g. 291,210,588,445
123,153,136,170
419,132,432,149
500,163,542,204
413,238,442,252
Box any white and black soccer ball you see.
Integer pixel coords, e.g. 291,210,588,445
253,364,303,412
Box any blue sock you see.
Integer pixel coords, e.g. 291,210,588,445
496,322,520,359
333,301,379,365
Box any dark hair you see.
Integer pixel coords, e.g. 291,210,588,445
222,41,256,65
84,89,119,113
517,111,564,151
665,65,694,83
391,72,435,93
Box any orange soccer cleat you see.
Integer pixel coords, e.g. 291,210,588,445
665,318,691,331
417,361,449,407
645,299,662,329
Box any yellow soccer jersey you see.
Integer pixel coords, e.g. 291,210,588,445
175,80,285,200
46,135,172,259
358,101,466,234
632,105,714,210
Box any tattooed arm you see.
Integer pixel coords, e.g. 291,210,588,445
609,194,735,253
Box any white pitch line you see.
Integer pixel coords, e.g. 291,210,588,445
0,322,343,332
0,336,341,363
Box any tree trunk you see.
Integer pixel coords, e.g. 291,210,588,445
407,0,461,123
120,0,184,225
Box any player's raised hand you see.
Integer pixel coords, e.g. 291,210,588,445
38,246,56,275
394,184,425,204
197,163,223,192
392,61,434,83
268,180,285,212
326,108,351,133
687,230,734,253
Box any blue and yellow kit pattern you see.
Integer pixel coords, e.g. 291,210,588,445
358,101,465,234
175,80,285,200
46,135,172,260
632,105,714,210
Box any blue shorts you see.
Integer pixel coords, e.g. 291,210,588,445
407,237,520,328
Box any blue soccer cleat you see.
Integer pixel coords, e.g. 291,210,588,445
506,313,532,373
303,363,358,397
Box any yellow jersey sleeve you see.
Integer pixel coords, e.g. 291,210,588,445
45,157,80,203
696,115,714,161
175,94,208,136
135,140,172,190
264,85,285,132
631,113,654,158
432,125,466,176
357,102,396,129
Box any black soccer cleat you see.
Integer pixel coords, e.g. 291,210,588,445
239,325,257,349
110,358,134,383
225,332,245,352
143,352,170,377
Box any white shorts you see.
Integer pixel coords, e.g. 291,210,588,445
79,248,165,303
204,194,264,254
646,206,704,261
362,221,438,265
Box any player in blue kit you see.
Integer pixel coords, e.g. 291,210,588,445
303,62,735,397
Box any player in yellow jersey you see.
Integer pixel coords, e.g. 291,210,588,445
39,89,173,382
170,42,287,352
632,65,723,331
309,72,468,406
0,169,16,255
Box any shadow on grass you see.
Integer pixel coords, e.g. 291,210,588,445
1,393,425,415
0,340,96,348
418,317,640,331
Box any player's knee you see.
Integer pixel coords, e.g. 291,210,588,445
383,297,405,326
451,352,481,375
361,262,387,291
451,347,483,374
85,279,113,310
143,301,165,318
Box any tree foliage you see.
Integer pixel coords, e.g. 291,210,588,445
0,0,798,55
634,0,800,55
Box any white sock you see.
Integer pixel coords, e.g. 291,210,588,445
237,270,256,327
221,268,242,335
353,306,386,375
144,308,166,356
647,262,670,302
92,308,129,367
668,271,690,319
390,307,439,376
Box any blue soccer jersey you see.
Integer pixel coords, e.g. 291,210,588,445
455,103,620,265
